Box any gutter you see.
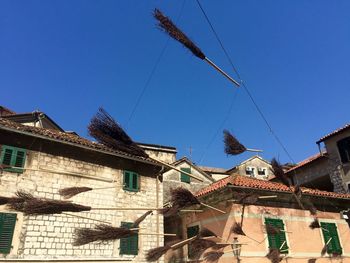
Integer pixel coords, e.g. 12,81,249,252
0,125,162,169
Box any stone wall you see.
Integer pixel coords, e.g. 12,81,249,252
0,150,163,262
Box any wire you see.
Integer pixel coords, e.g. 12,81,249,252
195,0,295,163
126,0,187,128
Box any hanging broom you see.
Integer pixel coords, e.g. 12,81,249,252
132,210,153,227
170,187,226,214
59,186,119,199
145,239,182,262
223,130,262,155
88,108,204,182
309,218,321,230
321,237,332,256
153,9,240,87
190,239,230,260
308,259,317,263
266,248,283,263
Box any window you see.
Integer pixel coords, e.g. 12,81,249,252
320,222,342,255
337,137,350,164
123,171,139,192
245,167,255,177
0,212,17,254
180,168,191,183
265,218,289,254
258,168,266,176
120,222,138,255
0,145,26,173
187,225,199,258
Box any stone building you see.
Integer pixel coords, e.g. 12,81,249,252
287,123,350,193
0,117,166,262
167,174,350,262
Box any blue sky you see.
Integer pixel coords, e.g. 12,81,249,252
1,1,349,169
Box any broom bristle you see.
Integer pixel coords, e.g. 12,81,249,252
73,225,136,246
0,196,11,205
231,222,246,236
308,259,317,263
153,9,205,60
271,158,290,187
170,187,200,208
266,248,282,263
6,191,34,211
199,228,216,238
88,108,148,158
59,187,93,199
203,251,224,263
233,192,259,204
132,210,153,228
159,205,180,217
223,130,246,155
309,218,321,229
321,245,327,256
265,224,281,235
190,239,217,259
146,246,170,262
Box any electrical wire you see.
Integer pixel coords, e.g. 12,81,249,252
126,0,187,128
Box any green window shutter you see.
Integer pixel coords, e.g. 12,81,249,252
320,222,342,255
181,168,191,183
0,146,26,173
0,213,17,254
123,171,139,192
120,222,138,255
187,225,199,258
265,218,289,254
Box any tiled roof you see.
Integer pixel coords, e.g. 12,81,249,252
195,174,350,200
285,153,326,174
317,123,350,143
0,118,160,165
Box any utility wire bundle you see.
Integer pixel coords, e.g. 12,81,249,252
153,8,240,87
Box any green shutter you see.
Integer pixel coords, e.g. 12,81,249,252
0,213,17,254
320,222,342,255
0,146,26,173
123,171,139,192
120,222,138,255
265,218,289,254
187,225,199,258
181,168,191,183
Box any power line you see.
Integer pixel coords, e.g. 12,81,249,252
195,0,295,163
126,0,187,128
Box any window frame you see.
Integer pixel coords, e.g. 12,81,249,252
123,171,140,192
264,217,289,254
0,145,26,173
187,225,199,259
320,221,343,256
119,222,138,255
180,167,191,183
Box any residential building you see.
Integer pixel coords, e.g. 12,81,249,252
166,174,350,262
286,123,350,194
0,116,166,262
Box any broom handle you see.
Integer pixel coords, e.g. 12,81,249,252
138,233,177,236
258,195,277,199
325,237,332,246
279,241,286,250
170,236,197,248
200,203,226,214
90,207,203,212
246,148,263,152
62,213,111,224
152,159,203,182
180,209,203,213
204,57,240,87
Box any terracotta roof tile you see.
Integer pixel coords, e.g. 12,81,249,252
317,123,350,143
285,153,326,174
0,118,159,165
196,174,350,200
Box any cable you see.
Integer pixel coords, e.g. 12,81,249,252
126,0,187,128
195,0,295,164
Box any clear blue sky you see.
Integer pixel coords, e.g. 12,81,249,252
1,1,349,169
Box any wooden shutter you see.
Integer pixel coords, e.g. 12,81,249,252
181,168,191,183
123,171,139,192
320,222,342,255
0,146,26,173
187,225,199,258
265,218,289,253
120,222,138,255
123,171,131,190
131,172,139,191
0,213,17,254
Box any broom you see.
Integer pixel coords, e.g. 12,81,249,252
321,237,332,256
170,227,218,249
132,210,153,228
88,108,204,182
59,186,118,199
266,248,283,263
153,9,240,87
170,187,226,214
308,259,317,263
223,130,262,155
145,239,182,262
190,239,230,260
202,247,245,263
309,218,321,230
